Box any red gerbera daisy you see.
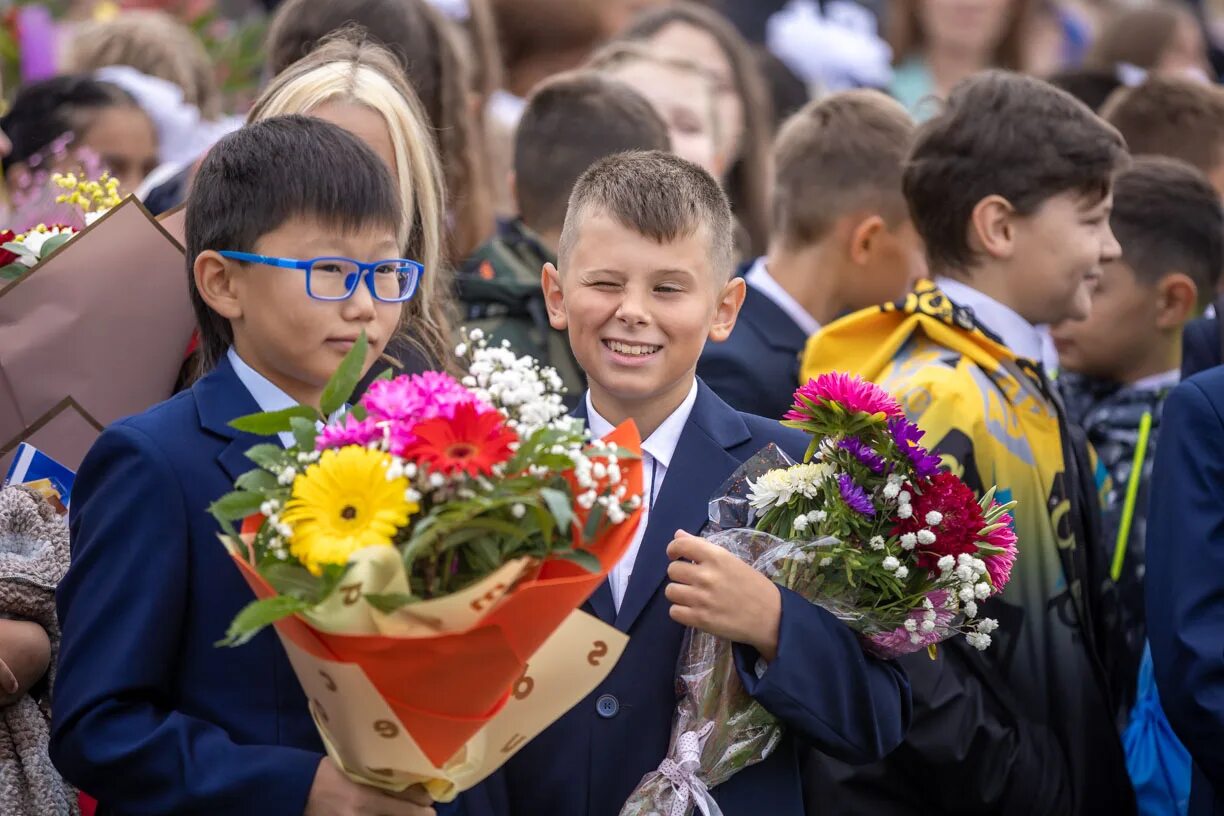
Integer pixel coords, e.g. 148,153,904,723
403,402,517,478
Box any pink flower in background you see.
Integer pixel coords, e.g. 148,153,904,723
787,373,903,421
982,510,1018,589
315,415,381,451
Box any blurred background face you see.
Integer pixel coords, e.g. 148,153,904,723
919,0,1015,57
605,59,723,177
310,101,397,174
646,21,744,173
1050,259,1162,382
77,104,158,194
1158,12,1212,79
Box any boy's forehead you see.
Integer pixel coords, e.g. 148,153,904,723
259,213,401,252
565,210,718,274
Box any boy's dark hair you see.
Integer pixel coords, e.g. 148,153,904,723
1111,156,1223,309
186,115,402,371
514,71,669,235
0,75,137,172
1101,76,1224,177
772,90,914,249
1045,68,1123,112
904,71,1128,273
559,150,734,278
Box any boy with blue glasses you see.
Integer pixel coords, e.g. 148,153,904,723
51,115,438,816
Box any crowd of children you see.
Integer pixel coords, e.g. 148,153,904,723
5,1,1224,814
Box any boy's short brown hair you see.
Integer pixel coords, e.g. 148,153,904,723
515,71,670,234
1101,77,1224,177
1111,156,1223,309
559,150,734,278
905,71,1128,273
771,90,914,249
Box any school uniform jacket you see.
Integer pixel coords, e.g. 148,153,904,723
697,274,810,421
460,380,911,816
51,356,324,815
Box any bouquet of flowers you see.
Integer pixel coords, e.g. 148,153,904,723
211,330,644,800
2,172,122,281
621,373,1017,816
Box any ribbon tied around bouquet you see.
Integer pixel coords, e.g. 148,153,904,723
657,721,720,816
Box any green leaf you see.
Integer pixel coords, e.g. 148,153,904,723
582,502,608,542
246,443,293,471
538,487,574,533
364,592,416,613
3,241,29,255
320,331,369,415
349,404,368,422
40,232,74,257
217,595,313,646
208,490,266,523
372,367,395,383
468,537,501,572
261,562,320,599
290,416,319,450
236,468,280,493
553,549,601,573
0,263,26,282
230,405,320,435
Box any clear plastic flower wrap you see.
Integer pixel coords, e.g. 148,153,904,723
621,374,1019,816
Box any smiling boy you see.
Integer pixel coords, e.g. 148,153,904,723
801,72,1136,813
462,150,910,816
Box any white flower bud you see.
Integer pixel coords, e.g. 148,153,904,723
925,510,944,526
977,618,999,634
869,536,886,550
429,472,446,488
917,529,937,545
882,556,900,571
900,533,918,550
968,632,992,650
894,566,909,579
818,556,833,567
904,618,918,632
898,491,911,504
897,504,913,520
920,620,936,633
512,504,526,519
793,516,809,531
882,483,900,499
959,586,976,603
975,581,992,600
937,555,955,572
964,600,978,619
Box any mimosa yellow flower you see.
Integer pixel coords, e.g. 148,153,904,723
281,447,418,575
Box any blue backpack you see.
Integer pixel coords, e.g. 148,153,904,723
1125,642,1192,815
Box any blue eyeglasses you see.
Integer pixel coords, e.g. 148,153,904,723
219,251,424,303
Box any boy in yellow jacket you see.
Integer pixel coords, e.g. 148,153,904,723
800,72,1136,814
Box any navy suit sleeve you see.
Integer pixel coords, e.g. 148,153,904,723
51,424,321,815
1147,377,1224,788
731,587,911,763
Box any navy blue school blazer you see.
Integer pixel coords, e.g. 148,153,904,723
697,281,810,421
460,380,911,816
52,356,325,815
1147,367,1224,816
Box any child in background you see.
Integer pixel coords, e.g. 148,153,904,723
698,89,924,420
619,2,775,256
462,149,909,816
245,36,452,387
1052,156,1224,701
800,71,1135,813
459,71,670,406
0,75,157,224
50,117,438,816
265,0,494,262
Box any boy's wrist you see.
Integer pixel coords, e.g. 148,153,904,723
746,581,782,662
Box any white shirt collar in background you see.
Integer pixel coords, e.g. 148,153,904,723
745,256,822,337
936,276,1046,364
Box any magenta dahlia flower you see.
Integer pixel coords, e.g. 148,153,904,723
315,415,382,451
786,373,903,422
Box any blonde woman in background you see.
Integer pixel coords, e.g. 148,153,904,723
248,36,456,382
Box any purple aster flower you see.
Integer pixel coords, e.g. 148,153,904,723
838,473,875,517
838,437,886,474
888,417,942,479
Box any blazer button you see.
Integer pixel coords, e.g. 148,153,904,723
595,693,619,719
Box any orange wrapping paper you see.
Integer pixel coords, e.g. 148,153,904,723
229,420,643,769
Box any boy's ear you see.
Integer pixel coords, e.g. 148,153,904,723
708,275,747,344
848,215,887,266
1155,272,1199,329
194,250,243,321
968,195,1017,260
542,262,567,331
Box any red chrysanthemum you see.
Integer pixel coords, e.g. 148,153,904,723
0,230,18,267
894,472,987,571
403,402,517,478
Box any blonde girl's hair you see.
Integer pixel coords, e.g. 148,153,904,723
248,36,454,371
64,9,223,120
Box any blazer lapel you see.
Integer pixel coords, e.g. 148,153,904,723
742,284,809,354
613,382,749,633
193,356,266,482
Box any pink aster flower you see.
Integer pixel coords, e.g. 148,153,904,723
786,373,902,422
361,371,488,424
865,591,956,659
315,415,382,451
981,509,1018,591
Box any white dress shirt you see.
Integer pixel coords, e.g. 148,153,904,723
586,381,699,612
227,348,300,449
936,277,1047,364
745,256,822,337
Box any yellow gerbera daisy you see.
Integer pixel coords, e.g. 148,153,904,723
281,447,417,575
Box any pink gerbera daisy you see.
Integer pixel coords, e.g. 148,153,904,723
785,373,902,422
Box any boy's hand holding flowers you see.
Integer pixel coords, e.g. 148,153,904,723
666,530,782,662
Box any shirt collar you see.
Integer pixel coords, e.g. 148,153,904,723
745,257,821,337
1131,369,1180,393
936,276,1045,363
585,380,699,469
228,348,299,447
